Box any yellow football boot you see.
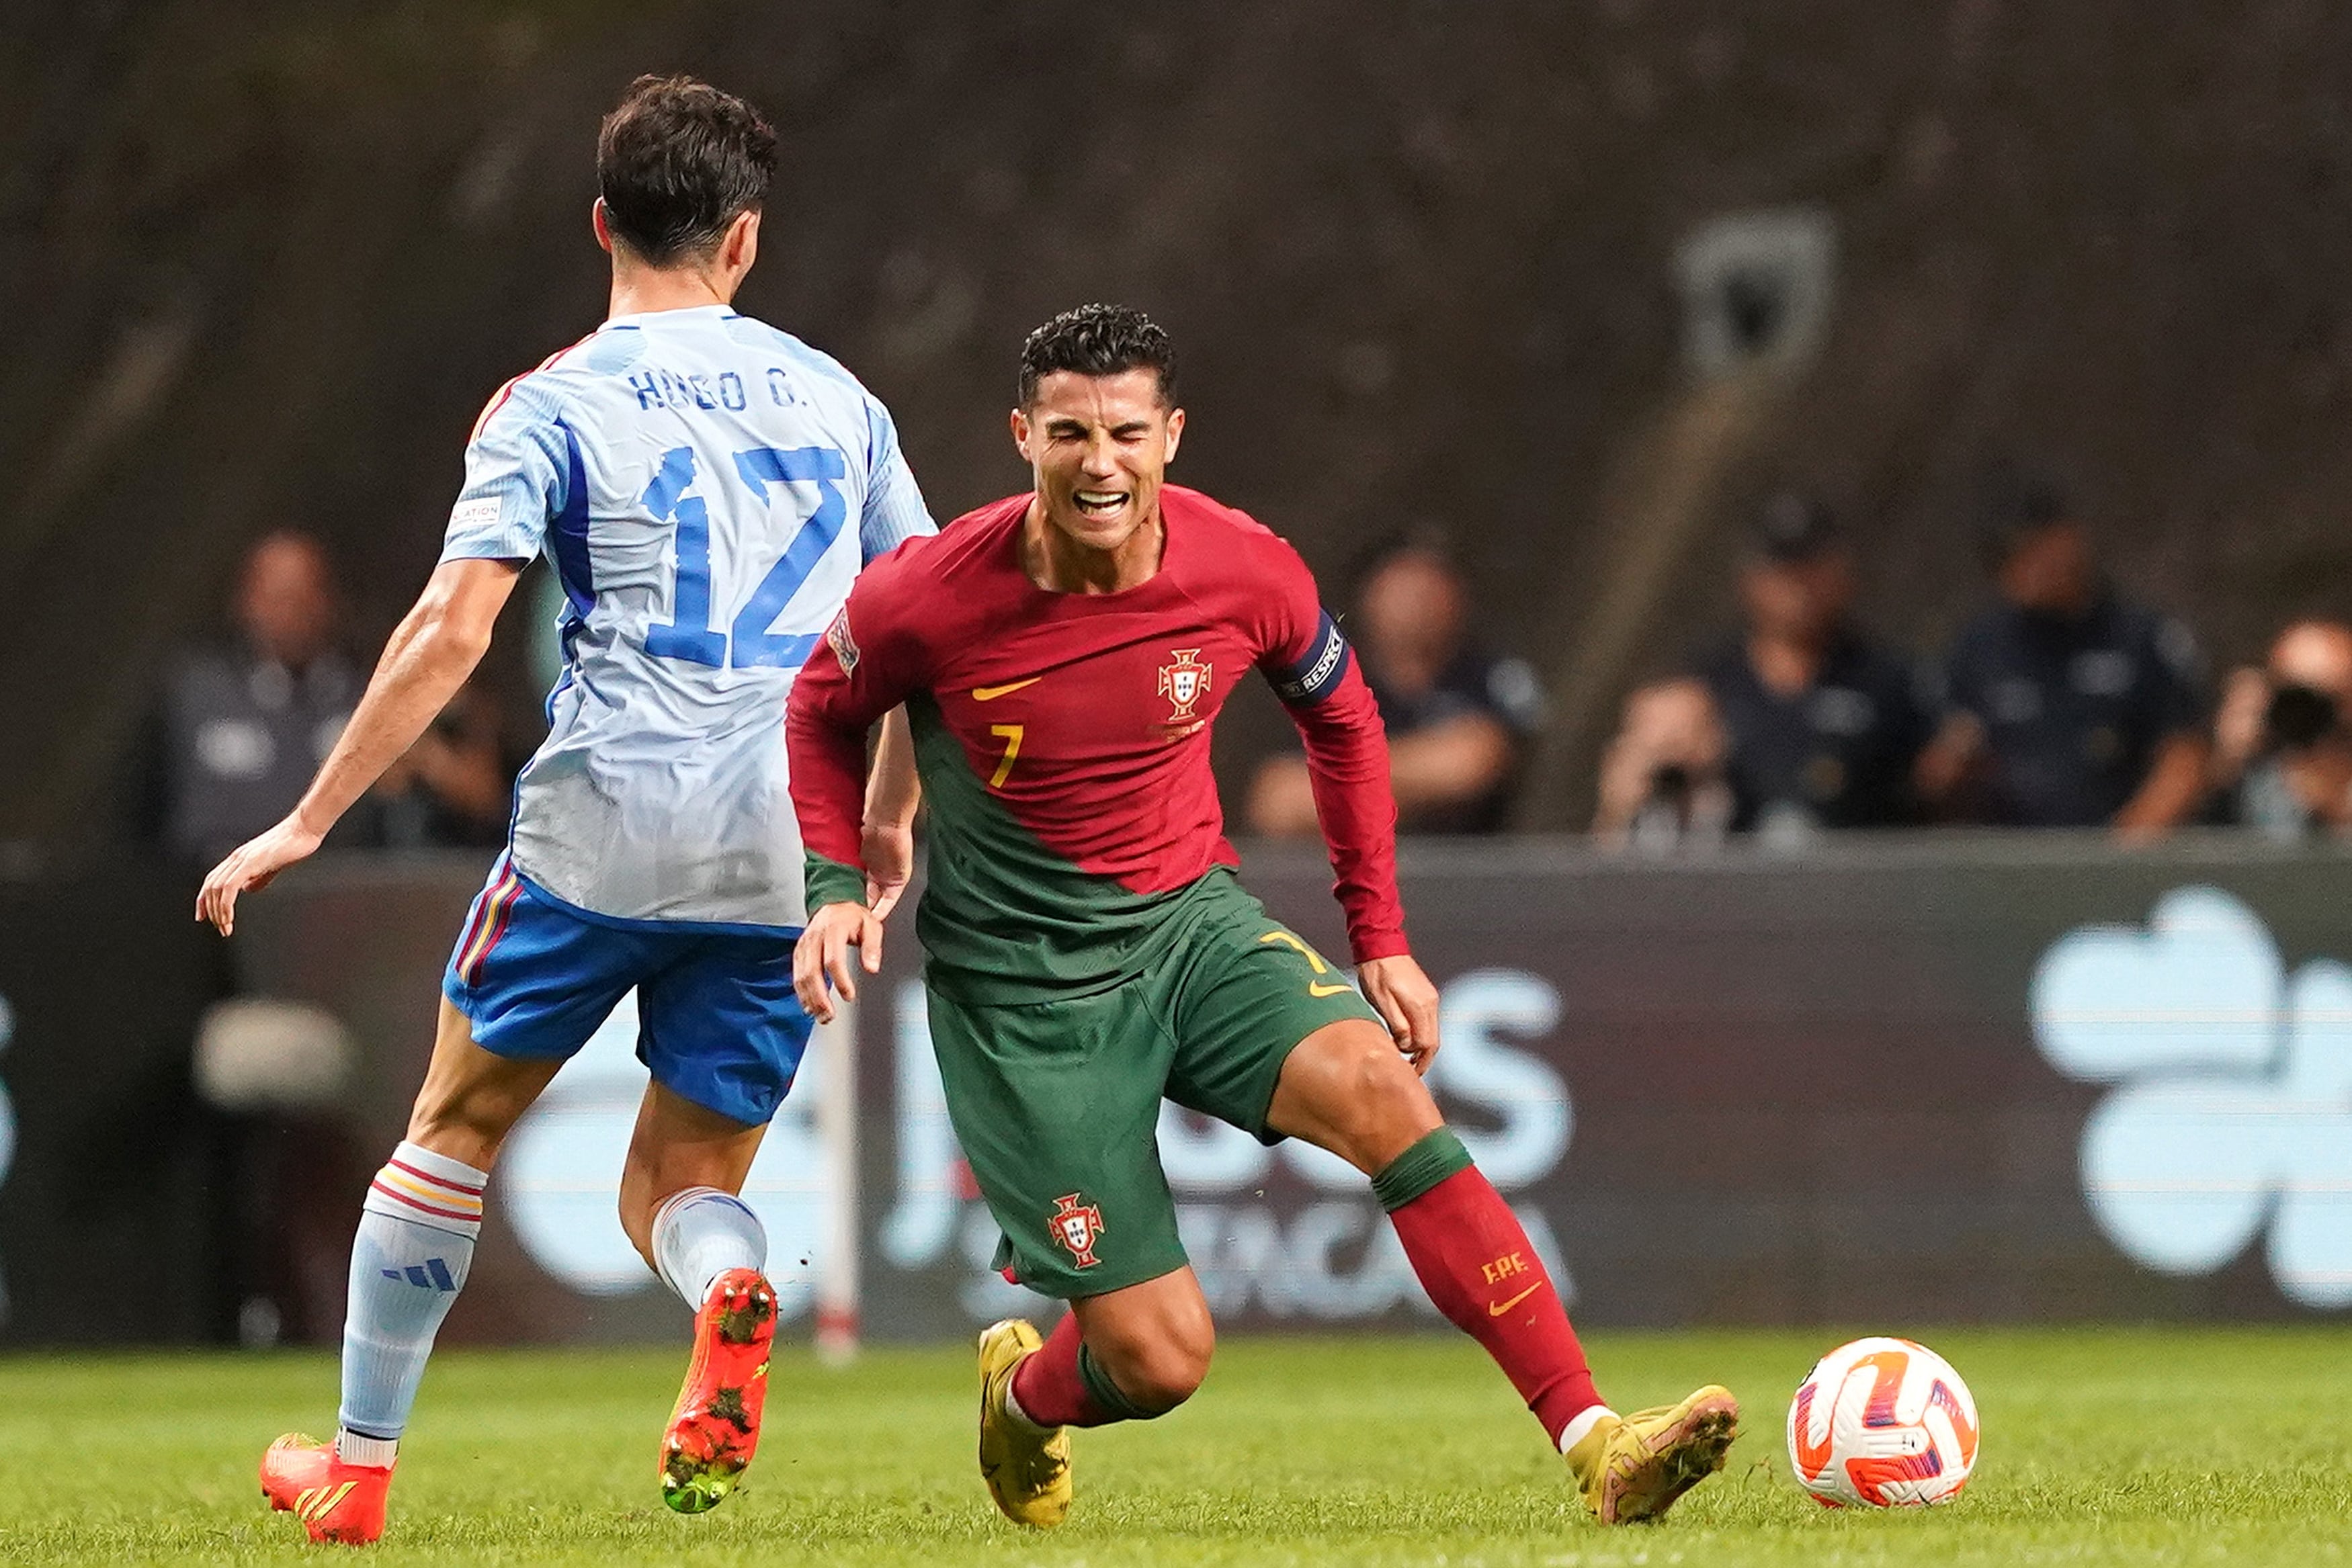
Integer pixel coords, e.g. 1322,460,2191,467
1565,1385,1740,1524
976,1318,1073,1528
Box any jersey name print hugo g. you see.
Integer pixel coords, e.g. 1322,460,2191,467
787,486,1406,1003
443,305,932,930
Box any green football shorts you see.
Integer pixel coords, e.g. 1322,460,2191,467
924,870,1388,1299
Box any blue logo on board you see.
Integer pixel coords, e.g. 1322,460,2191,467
2032,886,2352,1310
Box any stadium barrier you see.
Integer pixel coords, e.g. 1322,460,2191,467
3,833,2349,1346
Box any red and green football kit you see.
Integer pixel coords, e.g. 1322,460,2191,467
791,484,1408,1000
788,486,1608,1457
787,485,1399,1295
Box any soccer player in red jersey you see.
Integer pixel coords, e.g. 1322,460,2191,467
786,304,1737,1527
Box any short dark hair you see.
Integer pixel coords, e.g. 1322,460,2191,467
1976,464,2074,568
1749,491,1843,564
1344,526,1459,604
1018,304,1176,407
596,75,777,266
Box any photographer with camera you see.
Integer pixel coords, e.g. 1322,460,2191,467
1593,495,1933,851
2208,619,2352,840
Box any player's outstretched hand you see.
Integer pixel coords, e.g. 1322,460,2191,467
195,815,325,937
862,820,915,920
794,901,884,1023
1358,954,1441,1076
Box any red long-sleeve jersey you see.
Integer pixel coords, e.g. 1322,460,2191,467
787,485,1406,1002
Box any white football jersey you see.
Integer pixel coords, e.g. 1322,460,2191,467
441,304,933,930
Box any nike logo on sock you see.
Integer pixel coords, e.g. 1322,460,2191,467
1488,1282,1544,1317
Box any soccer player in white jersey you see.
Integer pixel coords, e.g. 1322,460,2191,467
196,75,933,1544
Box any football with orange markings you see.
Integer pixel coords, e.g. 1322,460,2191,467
1786,1336,1980,1508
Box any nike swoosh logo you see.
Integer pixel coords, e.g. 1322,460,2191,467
1488,1283,1544,1317
972,678,1042,701
1307,982,1353,998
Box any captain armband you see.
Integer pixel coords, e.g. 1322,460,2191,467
1270,611,1353,707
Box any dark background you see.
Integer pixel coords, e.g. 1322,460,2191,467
9,1,2352,838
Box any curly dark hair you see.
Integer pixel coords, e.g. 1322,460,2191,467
1017,304,1176,408
596,74,778,266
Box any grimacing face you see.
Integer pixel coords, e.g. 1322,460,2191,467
1011,367,1185,556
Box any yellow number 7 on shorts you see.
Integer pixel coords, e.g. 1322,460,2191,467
1257,930,1355,997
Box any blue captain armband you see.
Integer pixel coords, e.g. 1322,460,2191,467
1271,610,1353,705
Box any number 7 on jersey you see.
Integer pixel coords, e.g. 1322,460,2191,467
988,724,1023,789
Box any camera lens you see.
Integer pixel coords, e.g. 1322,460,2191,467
2265,683,2338,750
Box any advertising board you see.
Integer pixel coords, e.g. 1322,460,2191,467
7,836,2349,1344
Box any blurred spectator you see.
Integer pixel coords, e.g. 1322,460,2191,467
1917,474,2209,838
1594,496,1934,848
130,531,509,866
370,676,511,849
2206,619,2352,840
1247,539,1542,836
132,531,369,868
1593,678,1734,851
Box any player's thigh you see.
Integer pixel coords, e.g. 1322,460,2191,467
1161,900,1396,1147
406,998,569,1167
1262,1017,1443,1176
442,865,653,1065
633,932,810,1131
616,1079,770,1252
926,983,1185,1300
423,869,653,1164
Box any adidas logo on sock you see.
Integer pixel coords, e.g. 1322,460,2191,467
381,1258,460,1291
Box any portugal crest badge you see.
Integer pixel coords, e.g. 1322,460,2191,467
1048,1193,1106,1269
1157,649,1213,721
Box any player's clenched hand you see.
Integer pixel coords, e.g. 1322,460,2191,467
862,820,915,920
195,816,325,937
794,901,884,1023
1357,954,1441,1076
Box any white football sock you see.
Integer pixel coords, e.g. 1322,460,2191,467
1558,1403,1619,1456
335,1141,487,1464
651,1186,767,1307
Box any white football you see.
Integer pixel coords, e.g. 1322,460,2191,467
1786,1336,1980,1508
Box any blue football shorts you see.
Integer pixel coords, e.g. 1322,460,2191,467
440,855,812,1128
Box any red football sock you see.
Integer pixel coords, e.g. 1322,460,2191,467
1007,1311,1118,1429
1388,1164,1603,1444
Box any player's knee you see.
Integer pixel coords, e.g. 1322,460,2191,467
1110,1321,1214,1413
405,1091,515,1170
1091,1295,1215,1413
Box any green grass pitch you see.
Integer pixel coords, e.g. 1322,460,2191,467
2,1328,2347,1565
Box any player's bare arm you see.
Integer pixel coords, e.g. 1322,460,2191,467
787,590,917,1022
196,556,519,934
862,705,919,918
794,711,919,1019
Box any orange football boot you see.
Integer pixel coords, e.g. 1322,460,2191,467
259,1433,392,1544
659,1266,778,1513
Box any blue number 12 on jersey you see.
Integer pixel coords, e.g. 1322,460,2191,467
641,443,847,669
